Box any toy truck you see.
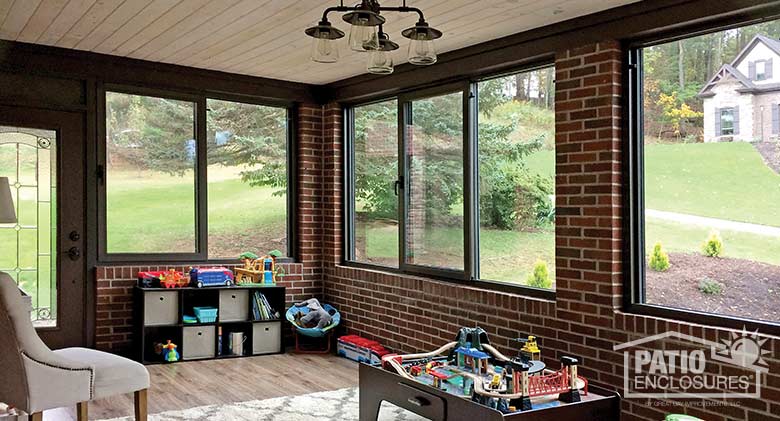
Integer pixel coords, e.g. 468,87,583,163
189,267,234,288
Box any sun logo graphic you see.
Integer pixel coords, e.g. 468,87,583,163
711,328,770,373
614,327,770,399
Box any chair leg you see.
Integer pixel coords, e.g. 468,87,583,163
30,412,43,421
76,401,88,421
134,389,148,421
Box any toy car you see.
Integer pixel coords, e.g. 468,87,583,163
189,267,234,288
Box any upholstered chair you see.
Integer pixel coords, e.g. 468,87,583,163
0,272,150,421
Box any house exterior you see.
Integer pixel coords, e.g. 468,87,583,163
699,35,780,142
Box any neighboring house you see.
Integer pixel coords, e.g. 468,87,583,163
698,35,780,142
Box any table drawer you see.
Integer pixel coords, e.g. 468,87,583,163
182,326,215,360
143,291,178,326
252,322,281,354
219,289,249,322
389,382,446,421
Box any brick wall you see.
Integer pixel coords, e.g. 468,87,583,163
94,262,306,355
320,42,780,420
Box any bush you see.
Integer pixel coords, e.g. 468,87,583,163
698,278,723,295
648,242,670,272
701,231,723,257
527,260,553,289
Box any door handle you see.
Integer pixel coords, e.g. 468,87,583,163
394,176,404,196
66,247,81,261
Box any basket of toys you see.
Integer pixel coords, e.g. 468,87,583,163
193,306,218,323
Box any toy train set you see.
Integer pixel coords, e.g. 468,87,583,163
381,327,588,414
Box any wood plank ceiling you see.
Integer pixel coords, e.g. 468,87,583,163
0,0,640,84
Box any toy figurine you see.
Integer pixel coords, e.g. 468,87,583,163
162,340,179,362
517,335,541,361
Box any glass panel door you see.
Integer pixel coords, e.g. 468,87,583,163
0,127,57,327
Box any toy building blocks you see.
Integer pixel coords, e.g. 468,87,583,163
381,326,588,414
189,267,234,288
235,255,278,285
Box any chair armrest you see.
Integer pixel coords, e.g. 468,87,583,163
22,352,94,413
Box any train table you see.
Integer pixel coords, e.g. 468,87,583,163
358,327,621,421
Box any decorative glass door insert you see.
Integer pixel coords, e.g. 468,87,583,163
0,126,57,326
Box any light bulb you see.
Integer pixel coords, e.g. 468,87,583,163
367,49,394,74
349,19,378,51
408,34,437,65
311,37,338,63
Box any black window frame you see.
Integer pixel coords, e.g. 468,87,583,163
97,84,296,264
625,24,780,336
343,63,556,300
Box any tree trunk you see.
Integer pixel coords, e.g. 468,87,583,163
514,74,527,101
678,40,685,91
544,67,554,109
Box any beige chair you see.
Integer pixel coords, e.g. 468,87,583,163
0,272,150,420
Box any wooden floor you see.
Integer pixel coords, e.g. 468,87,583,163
43,353,358,420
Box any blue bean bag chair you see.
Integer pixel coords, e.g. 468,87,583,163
286,303,341,338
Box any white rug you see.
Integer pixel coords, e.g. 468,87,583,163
101,387,426,421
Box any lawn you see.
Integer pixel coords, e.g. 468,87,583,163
106,165,287,257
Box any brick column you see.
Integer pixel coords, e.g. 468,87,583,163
322,102,343,267
297,103,324,287
554,41,624,330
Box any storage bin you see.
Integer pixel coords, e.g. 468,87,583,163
144,291,178,326
219,289,249,322
182,326,216,360
193,306,218,323
252,321,281,355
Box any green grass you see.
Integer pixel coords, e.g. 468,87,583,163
644,142,780,226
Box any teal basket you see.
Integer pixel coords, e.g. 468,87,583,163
193,306,218,323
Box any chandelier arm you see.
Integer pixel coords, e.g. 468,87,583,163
377,6,425,21
321,5,353,22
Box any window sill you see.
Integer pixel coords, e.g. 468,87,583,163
624,303,780,337
337,261,556,301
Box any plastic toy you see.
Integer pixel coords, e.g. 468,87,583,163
161,340,179,362
382,326,588,414
338,334,390,364
137,270,188,288
193,306,218,323
517,335,541,361
189,267,233,288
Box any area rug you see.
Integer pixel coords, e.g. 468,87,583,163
101,387,426,421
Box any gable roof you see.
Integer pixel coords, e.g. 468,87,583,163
731,35,780,68
697,64,755,97
698,35,780,98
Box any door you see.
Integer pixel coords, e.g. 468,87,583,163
0,106,86,348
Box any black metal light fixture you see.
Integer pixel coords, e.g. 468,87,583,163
304,0,443,74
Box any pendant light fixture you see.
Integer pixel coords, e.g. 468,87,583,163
367,28,399,74
305,19,345,63
305,0,443,75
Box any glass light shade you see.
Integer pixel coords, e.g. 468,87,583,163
311,37,339,63
367,49,394,74
348,20,379,52
408,37,437,65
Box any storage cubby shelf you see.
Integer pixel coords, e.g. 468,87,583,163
133,285,285,364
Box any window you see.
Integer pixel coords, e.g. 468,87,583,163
477,67,555,287
349,99,398,267
755,60,767,81
346,66,556,293
105,91,197,254
103,89,292,260
630,20,780,326
405,92,465,270
206,99,289,259
719,108,734,135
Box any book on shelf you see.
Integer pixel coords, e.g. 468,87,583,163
251,290,279,321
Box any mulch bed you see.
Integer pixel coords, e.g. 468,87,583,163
645,252,780,322
753,142,780,174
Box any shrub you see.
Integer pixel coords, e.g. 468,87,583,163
527,260,553,289
648,242,670,272
701,231,723,257
698,278,724,295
